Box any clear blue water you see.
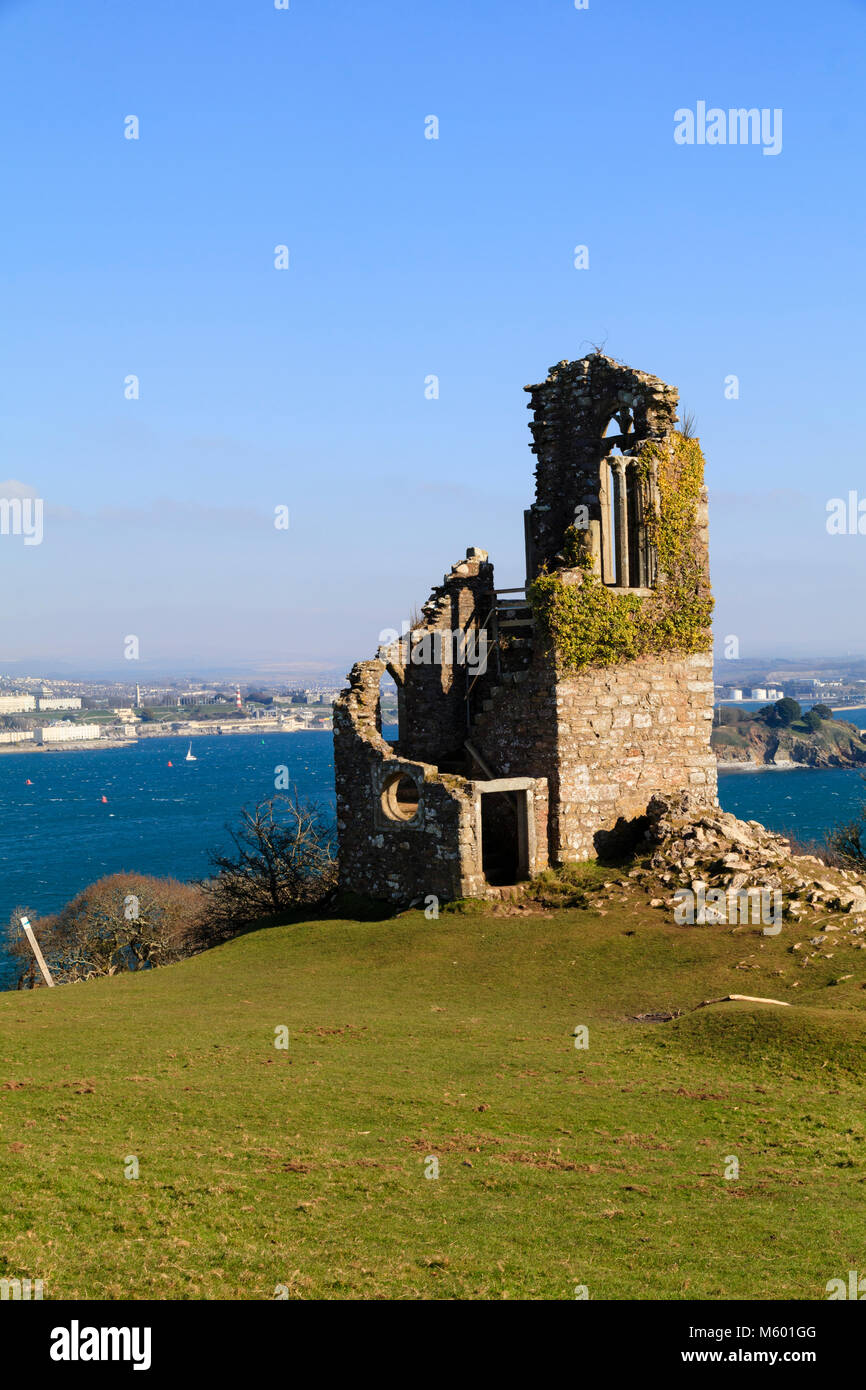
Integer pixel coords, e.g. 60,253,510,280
2,711,864,989
717,765,866,840
716,704,866,843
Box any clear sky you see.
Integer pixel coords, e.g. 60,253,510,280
0,0,864,678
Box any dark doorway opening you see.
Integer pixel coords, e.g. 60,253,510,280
481,790,527,886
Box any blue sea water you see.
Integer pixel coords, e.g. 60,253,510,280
1,711,865,989
0,732,340,989
716,705,866,842
717,765,866,841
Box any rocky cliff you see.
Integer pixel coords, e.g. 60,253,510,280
712,715,866,768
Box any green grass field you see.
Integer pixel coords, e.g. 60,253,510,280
1,887,864,1300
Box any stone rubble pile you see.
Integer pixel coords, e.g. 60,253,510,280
629,792,866,922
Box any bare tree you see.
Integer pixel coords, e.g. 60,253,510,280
203,792,337,932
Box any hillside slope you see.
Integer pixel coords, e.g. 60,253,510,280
0,891,864,1300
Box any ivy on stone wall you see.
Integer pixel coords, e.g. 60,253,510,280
527,432,713,672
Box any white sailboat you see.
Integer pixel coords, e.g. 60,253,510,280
185,743,197,762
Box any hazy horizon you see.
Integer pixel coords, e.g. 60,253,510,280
6,648,866,688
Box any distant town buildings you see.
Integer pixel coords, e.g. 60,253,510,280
0,674,346,744
277,689,340,706
34,724,101,744
0,694,36,713
747,687,783,701
717,683,808,705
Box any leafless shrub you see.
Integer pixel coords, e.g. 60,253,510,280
823,773,866,869
202,792,337,934
678,409,697,440
6,874,208,988
786,837,840,868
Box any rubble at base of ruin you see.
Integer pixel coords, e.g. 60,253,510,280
635,792,866,921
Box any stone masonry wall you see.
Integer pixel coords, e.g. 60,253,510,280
471,649,717,863
524,354,679,577
333,659,484,901
383,550,495,767
469,666,557,870
552,650,717,859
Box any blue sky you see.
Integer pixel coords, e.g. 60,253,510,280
0,0,864,676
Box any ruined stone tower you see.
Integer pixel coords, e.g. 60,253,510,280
333,353,717,903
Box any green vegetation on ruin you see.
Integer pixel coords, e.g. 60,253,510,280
528,432,714,672
1,879,863,1300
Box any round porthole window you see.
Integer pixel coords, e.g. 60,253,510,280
381,772,420,822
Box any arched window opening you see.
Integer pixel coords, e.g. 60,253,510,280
602,409,633,443
599,457,655,590
626,464,644,588
598,458,615,583
380,671,401,744
611,462,626,585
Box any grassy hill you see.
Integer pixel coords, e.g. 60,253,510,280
1,885,864,1300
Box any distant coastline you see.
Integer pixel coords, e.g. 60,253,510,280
0,738,135,756
0,725,329,755
716,760,800,773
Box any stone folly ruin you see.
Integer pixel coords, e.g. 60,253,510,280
333,353,717,903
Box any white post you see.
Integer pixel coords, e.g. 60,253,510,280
19,916,54,988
